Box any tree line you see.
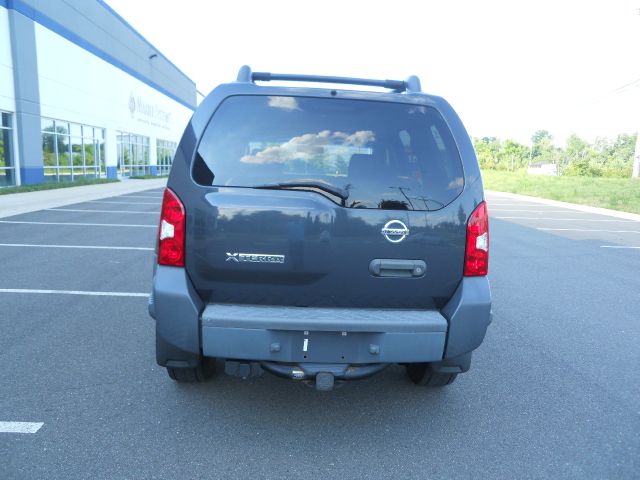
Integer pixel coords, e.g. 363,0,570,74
473,130,637,177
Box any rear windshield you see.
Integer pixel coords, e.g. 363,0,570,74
193,95,464,211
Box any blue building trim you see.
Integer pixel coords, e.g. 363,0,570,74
4,0,195,111
20,166,44,185
106,166,118,179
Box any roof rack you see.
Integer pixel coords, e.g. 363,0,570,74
235,65,421,93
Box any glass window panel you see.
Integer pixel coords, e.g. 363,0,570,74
1,128,12,169
99,141,105,172
58,136,70,167
2,112,12,128
41,118,54,133
42,132,56,167
55,121,69,135
44,174,58,183
81,125,92,140
195,96,464,210
43,168,58,183
0,167,16,187
71,137,83,166
70,123,81,137
84,142,95,166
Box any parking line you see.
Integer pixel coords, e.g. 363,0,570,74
491,209,581,213
0,243,154,251
0,422,44,434
87,201,159,205
0,221,156,228
47,209,158,215
496,217,637,222
0,289,148,297
488,203,556,207
538,228,640,234
600,246,640,249
116,195,163,199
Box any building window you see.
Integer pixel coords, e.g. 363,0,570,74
41,118,105,182
0,111,16,187
117,132,150,177
156,139,177,176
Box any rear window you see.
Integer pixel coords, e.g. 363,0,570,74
193,95,464,211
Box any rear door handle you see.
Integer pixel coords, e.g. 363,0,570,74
369,259,426,278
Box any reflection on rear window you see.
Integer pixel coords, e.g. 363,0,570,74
194,95,464,211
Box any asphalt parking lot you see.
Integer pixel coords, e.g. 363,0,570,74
1,187,639,479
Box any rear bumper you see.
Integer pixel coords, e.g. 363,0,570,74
201,304,448,363
151,266,491,367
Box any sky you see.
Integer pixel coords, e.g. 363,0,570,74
106,0,640,146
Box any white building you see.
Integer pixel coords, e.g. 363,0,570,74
527,163,558,176
0,0,196,187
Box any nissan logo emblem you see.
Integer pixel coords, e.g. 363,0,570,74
381,220,410,243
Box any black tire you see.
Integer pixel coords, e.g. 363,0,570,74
166,358,216,383
406,363,457,387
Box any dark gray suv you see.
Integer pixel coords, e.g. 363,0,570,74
149,66,491,391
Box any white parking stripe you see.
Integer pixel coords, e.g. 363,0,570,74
538,228,640,234
491,209,583,213
0,243,154,251
600,246,640,249
496,217,637,222
0,422,44,434
87,201,158,205
47,209,158,215
0,221,156,228
0,289,148,297
488,203,558,207
116,195,163,199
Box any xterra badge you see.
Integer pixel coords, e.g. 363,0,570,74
226,252,285,264
381,220,410,243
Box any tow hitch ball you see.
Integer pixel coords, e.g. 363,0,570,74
314,372,335,391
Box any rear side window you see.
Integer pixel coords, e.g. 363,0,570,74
194,95,464,211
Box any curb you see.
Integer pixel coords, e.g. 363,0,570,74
485,190,640,222
0,179,167,219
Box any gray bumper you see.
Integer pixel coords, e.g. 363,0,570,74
441,275,492,358
201,304,448,363
152,266,203,368
151,266,491,367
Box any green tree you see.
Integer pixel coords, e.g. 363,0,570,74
500,139,529,171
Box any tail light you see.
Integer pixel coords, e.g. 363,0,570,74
158,188,185,267
464,201,489,276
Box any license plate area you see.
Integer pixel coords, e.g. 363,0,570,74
285,330,373,363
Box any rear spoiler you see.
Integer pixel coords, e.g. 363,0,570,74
235,65,422,93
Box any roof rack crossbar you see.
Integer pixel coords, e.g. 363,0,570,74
236,66,422,93
252,72,406,91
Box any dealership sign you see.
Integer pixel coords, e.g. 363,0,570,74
128,93,171,129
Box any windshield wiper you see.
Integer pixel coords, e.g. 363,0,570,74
253,180,349,203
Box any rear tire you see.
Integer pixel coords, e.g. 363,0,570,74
406,363,457,387
166,358,216,383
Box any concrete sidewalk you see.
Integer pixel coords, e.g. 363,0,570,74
0,178,167,219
